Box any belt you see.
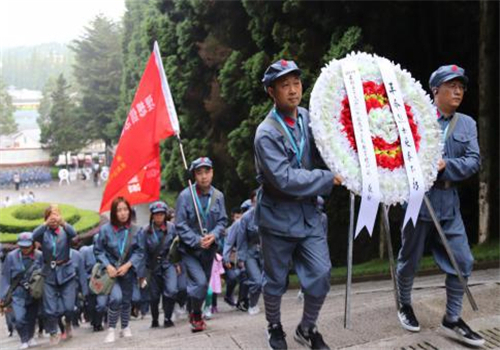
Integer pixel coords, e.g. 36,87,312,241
47,259,69,269
262,184,314,203
433,181,454,190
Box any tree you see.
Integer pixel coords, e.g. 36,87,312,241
37,77,57,129
0,77,17,135
117,0,498,265
71,15,123,158
39,74,87,166
477,0,499,243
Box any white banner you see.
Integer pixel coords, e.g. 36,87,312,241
341,60,381,237
377,58,425,228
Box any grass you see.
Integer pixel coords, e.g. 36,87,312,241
0,203,101,243
0,233,19,243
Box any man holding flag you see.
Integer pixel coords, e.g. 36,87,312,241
175,157,228,332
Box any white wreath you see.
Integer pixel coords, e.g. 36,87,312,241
310,52,442,205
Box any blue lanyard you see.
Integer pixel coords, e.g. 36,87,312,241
151,226,160,245
51,234,58,259
192,185,212,223
18,251,26,271
118,229,129,257
442,122,450,144
272,109,305,168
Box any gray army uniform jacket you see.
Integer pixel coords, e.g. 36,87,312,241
254,106,334,238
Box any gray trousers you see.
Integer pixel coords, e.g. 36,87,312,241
261,229,331,298
245,251,263,307
182,250,215,310
43,278,76,334
12,296,39,343
397,214,474,317
397,215,474,280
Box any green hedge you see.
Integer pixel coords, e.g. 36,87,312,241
73,209,101,233
0,203,100,243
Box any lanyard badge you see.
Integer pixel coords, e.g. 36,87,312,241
192,185,212,226
272,109,305,168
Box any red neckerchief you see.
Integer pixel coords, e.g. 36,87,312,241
21,251,35,259
196,185,210,196
112,224,130,233
150,224,166,233
284,116,296,127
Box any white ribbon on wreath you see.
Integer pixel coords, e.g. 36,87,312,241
309,52,443,238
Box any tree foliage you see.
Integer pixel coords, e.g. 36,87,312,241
39,74,86,158
71,15,123,147
0,77,17,135
1,43,74,90
114,0,498,263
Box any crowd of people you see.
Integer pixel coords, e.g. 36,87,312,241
0,167,52,191
0,60,484,350
0,168,289,348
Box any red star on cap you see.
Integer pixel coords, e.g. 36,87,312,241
280,59,288,67
451,65,458,72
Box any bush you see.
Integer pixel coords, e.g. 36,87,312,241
51,167,60,180
73,209,101,233
0,203,101,242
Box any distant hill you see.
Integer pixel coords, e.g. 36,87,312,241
1,42,75,90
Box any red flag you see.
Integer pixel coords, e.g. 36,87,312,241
100,42,179,213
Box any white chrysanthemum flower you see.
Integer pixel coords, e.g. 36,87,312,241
309,52,442,206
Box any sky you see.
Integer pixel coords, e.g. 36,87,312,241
0,0,126,48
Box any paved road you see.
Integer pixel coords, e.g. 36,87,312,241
0,268,498,350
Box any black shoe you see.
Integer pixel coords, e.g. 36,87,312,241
441,317,485,347
151,319,160,328
93,324,104,332
236,301,248,312
398,304,420,332
224,296,236,307
163,319,174,328
131,307,139,318
267,323,287,350
294,325,330,350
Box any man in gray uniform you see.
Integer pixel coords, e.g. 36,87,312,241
396,65,484,347
254,59,342,350
175,157,228,332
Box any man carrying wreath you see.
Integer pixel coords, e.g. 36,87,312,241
396,64,484,347
254,59,342,350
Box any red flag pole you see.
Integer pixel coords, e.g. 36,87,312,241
153,41,207,237
176,134,207,236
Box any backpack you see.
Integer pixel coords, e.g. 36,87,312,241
89,263,115,295
28,268,44,299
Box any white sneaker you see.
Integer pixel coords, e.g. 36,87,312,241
248,305,260,316
27,338,37,347
19,343,29,350
175,305,187,319
104,328,116,343
203,308,212,320
297,290,304,301
121,326,132,338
